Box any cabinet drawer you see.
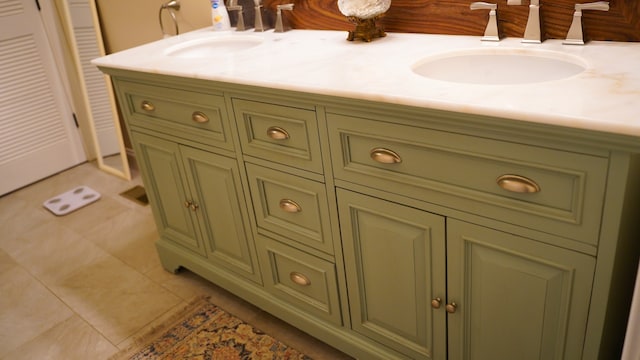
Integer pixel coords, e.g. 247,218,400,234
117,81,233,151
258,236,342,326
327,113,608,245
246,163,334,255
233,98,323,174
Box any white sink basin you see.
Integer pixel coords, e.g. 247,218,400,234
412,48,587,85
164,35,263,58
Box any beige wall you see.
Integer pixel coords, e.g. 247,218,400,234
95,0,211,53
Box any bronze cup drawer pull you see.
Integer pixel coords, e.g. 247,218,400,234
141,100,155,112
183,200,199,211
192,111,209,123
446,302,458,314
496,174,541,194
290,272,311,286
279,199,302,213
370,148,402,164
431,297,442,309
267,126,290,140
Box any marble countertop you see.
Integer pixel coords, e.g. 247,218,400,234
92,28,640,138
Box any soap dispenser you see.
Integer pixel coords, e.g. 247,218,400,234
211,0,231,31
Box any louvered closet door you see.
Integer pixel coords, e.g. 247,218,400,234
0,0,85,195
63,0,119,156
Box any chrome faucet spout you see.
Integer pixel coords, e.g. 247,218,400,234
522,1,541,43
159,0,180,37
162,0,180,9
254,0,270,32
508,0,542,43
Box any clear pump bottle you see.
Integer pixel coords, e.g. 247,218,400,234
211,0,231,31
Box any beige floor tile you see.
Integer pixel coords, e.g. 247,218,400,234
3,221,109,285
145,266,268,325
0,193,52,244
50,255,182,344
56,195,132,236
0,266,74,358
1,315,118,360
145,264,238,302
115,300,190,350
0,249,17,275
83,208,160,274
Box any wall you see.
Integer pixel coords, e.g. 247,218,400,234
95,0,210,53
263,0,639,42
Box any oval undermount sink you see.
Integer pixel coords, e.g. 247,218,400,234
412,48,587,85
164,35,263,58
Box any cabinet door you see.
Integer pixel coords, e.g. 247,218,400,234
337,189,447,360
131,131,204,255
447,219,595,360
180,146,261,284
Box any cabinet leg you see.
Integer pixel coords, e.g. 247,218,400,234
155,243,184,274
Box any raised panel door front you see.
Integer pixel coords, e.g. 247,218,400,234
447,219,596,360
131,131,204,255
180,145,261,284
337,189,446,360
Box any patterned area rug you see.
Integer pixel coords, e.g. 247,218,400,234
109,296,311,360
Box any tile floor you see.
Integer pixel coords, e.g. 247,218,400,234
0,162,351,359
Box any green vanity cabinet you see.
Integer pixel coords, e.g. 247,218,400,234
337,189,447,360
115,76,262,285
245,163,334,255
325,105,638,359
131,131,261,284
233,98,324,174
447,219,595,360
337,189,595,360
237,97,346,329
130,132,205,256
101,69,639,360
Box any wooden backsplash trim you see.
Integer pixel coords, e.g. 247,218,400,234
263,0,639,42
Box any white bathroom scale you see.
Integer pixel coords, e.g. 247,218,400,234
43,186,101,216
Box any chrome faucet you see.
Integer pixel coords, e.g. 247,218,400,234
254,0,270,32
563,1,609,45
159,0,181,37
275,4,294,32
470,2,501,41
228,0,248,31
508,0,542,43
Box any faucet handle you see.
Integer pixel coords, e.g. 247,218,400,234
576,1,609,11
564,1,609,45
470,2,501,41
470,2,496,10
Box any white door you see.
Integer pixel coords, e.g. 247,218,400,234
0,0,86,195
63,0,120,156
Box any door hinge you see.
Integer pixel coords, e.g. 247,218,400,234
35,0,41,11
72,113,79,128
